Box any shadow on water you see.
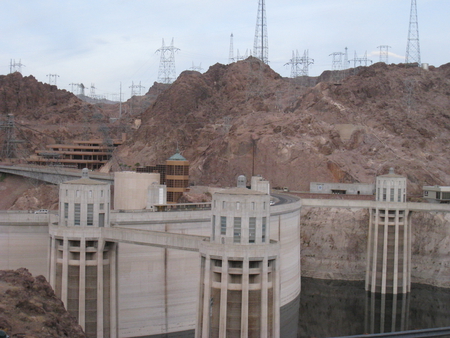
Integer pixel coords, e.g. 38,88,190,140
298,277,450,338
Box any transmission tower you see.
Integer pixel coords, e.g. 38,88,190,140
229,33,235,64
285,50,314,78
46,74,59,86
349,51,373,68
253,0,269,64
129,81,145,97
236,49,250,61
90,83,96,98
190,62,203,72
156,38,180,84
9,59,25,74
378,45,391,64
405,0,421,66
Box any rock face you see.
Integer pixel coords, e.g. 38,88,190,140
115,58,450,195
0,268,85,338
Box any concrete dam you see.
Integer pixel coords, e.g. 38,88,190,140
1,168,450,338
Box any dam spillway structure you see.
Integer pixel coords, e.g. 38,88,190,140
366,168,411,294
196,187,280,338
48,168,118,338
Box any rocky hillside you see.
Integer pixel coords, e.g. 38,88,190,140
0,268,85,338
115,58,450,194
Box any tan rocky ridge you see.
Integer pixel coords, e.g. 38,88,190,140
115,58,450,194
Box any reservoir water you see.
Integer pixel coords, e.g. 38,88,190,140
149,277,450,337
297,277,450,338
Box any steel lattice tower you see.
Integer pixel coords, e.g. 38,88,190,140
253,0,269,64
229,33,235,64
156,38,180,84
378,45,391,64
285,50,314,77
405,0,421,66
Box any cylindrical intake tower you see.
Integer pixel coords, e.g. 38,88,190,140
196,187,280,338
366,168,411,294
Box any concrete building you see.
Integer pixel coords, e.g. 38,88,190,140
50,168,117,337
114,171,161,210
310,182,374,195
423,185,450,203
197,188,279,338
366,168,411,294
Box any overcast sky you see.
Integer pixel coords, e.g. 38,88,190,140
1,0,449,100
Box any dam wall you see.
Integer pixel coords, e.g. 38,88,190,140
0,200,302,337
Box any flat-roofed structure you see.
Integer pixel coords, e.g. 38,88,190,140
423,185,450,203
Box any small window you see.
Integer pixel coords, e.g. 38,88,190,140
212,215,216,241
101,190,104,197
236,202,240,210
100,203,104,210
233,217,241,243
64,203,68,220
222,201,226,209
87,204,94,226
249,217,256,243
382,188,387,202
390,188,394,202
76,190,80,198
220,216,226,235
89,190,93,198
74,203,81,226
262,217,267,243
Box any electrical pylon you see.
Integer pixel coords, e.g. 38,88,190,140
229,33,235,64
405,0,421,66
253,0,269,64
156,38,180,84
9,59,25,74
349,51,372,68
46,74,59,86
285,50,314,77
378,45,391,64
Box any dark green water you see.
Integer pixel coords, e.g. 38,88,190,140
147,277,450,338
298,278,450,338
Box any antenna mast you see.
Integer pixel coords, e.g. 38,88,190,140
405,0,421,66
253,0,269,64
156,38,180,84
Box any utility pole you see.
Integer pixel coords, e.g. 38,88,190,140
253,0,269,64
378,45,391,64
405,0,421,66
156,38,180,84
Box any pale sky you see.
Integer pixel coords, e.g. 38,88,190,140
1,0,449,100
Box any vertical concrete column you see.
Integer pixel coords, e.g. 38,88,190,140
200,256,211,338
110,243,118,338
365,209,374,291
381,208,389,294
61,237,69,306
240,257,249,338
261,256,268,338
97,239,105,338
49,236,56,287
273,258,281,338
79,237,86,328
393,210,399,294
219,258,228,338
369,209,379,293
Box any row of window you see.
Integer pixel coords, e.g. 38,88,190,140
214,200,267,211
166,165,189,176
378,188,406,202
212,216,267,243
64,189,106,198
63,203,105,226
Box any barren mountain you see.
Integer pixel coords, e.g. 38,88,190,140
115,58,450,194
